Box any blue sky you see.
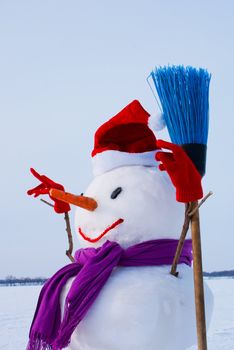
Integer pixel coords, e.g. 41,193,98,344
0,0,233,277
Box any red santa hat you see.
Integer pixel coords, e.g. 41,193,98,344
92,100,160,176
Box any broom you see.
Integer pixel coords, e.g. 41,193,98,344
149,65,211,350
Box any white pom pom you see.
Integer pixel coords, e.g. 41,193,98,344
148,112,166,131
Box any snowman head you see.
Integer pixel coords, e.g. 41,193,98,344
53,100,185,248
74,165,185,248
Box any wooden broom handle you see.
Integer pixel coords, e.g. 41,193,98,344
190,201,207,350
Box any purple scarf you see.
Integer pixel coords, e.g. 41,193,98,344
27,239,192,350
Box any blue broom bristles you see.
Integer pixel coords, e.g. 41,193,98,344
150,65,211,145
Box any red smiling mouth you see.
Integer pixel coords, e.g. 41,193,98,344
78,218,124,243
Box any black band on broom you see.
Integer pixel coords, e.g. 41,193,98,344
148,65,211,350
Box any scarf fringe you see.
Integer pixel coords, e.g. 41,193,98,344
27,333,53,350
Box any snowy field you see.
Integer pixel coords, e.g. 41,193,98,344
0,278,233,350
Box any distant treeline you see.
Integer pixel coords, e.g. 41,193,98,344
203,270,234,278
0,276,47,286
1,271,234,286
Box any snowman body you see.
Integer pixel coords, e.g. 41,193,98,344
60,165,213,350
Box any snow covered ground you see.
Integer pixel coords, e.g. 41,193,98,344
0,278,233,350
189,278,234,350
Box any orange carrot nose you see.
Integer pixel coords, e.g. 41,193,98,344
50,189,98,211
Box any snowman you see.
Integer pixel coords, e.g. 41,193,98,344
27,100,213,350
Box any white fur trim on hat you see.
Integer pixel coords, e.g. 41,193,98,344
92,150,159,176
148,112,166,131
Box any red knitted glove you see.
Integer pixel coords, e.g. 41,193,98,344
27,168,71,214
156,140,203,203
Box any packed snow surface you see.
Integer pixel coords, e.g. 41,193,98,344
0,278,233,349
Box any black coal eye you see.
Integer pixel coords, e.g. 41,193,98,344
111,187,122,199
